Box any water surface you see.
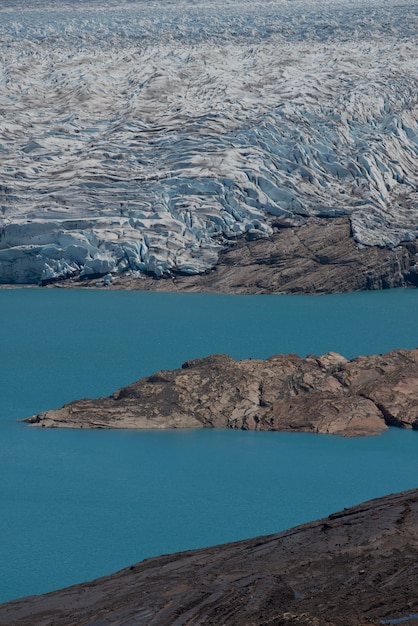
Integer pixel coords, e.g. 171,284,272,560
1,288,417,603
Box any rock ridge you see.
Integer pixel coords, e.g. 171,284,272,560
24,347,418,436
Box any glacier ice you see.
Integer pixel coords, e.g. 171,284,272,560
0,0,417,283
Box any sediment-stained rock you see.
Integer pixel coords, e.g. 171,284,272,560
1,488,418,625
24,348,418,435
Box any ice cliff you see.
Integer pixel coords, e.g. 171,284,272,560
0,0,417,283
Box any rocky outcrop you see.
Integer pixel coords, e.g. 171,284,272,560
56,218,418,294
24,348,418,436
1,488,418,625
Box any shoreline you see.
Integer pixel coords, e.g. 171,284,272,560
2,219,417,295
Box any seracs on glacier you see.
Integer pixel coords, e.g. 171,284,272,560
0,0,417,284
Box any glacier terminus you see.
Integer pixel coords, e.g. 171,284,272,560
0,0,417,285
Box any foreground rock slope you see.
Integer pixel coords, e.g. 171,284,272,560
1,488,418,625
25,348,418,436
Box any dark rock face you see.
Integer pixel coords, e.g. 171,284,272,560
1,489,418,625
24,348,418,436
62,218,416,294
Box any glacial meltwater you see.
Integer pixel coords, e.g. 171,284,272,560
1,288,418,603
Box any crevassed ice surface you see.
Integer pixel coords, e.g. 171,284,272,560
0,0,417,283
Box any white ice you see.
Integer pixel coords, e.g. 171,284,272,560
0,0,417,282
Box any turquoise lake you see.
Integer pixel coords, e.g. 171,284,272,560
1,287,418,603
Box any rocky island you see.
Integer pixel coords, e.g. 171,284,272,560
1,488,418,625
25,347,418,436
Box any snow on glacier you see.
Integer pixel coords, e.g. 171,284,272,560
0,0,417,283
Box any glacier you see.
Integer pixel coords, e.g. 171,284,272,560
0,0,417,283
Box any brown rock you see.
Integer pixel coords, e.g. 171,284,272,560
24,348,418,436
337,349,418,429
1,488,418,625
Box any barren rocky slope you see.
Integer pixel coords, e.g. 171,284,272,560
1,488,418,625
25,347,418,436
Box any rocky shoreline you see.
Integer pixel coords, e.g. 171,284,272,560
2,218,417,295
24,347,418,436
42,218,418,294
1,488,418,625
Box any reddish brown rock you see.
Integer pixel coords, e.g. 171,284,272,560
339,351,418,430
24,348,418,436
